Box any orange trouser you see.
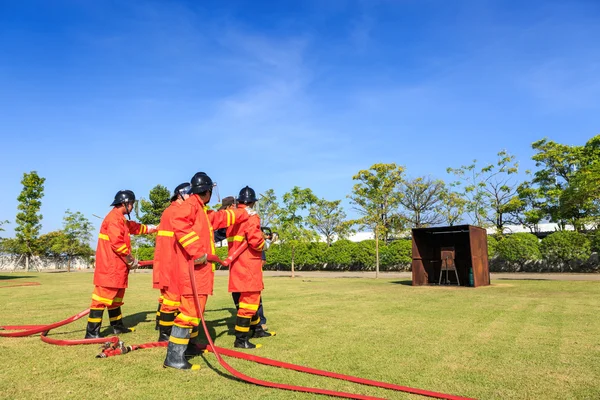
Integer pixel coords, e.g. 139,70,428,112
237,292,261,319
90,286,126,310
160,288,181,314
173,294,207,329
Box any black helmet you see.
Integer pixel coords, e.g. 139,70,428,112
190,172,214,194
171,182,191,202
110,190,135,206
237,186,257,204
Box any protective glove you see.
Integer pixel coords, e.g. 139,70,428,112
124,254,139,270
146,224,158,234
245,207,257,216
194,254,208,265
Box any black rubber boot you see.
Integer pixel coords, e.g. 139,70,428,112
84,308,104,339
157,310,175,343
163,326,200,370
233,315,261,349
108,307,135,335
155,302,161,330
185,325,206,357
253,325,276,338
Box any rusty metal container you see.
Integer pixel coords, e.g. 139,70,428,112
411,225,490,287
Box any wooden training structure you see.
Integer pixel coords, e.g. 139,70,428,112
411,225,490,287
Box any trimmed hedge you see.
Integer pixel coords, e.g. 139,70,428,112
137,230,600,273
495,233,541,269
540,231,591,269
264,239,412,271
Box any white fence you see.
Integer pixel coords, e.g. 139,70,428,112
0,255,93,271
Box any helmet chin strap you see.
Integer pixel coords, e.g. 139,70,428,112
125,203,131,220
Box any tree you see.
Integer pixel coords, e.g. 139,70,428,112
274,187,318,278
508,181,545,233
307,198,353,246
348,163,405,278
14,171,45,271
37,231,67,258
256,188,279,228
528,138,582,230
135,184,170,251
447,150,520,231
438,190,467,226
399,176,445,228
61,210,94,271
0,220,8,235
138,184,171,225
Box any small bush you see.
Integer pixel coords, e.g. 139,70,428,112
351,240,376,270
136,246,155,261
587,230,600,253
495,233,541,270
324,240,357,269
541,231,591,270
380,239,412,271
487,235,498,259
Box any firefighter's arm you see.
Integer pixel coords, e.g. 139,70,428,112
171,203,207,262
127,221,157,235
106,219,137,269
207,208,249,230
246,216,266,252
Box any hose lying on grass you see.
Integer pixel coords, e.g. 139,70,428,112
0,258,475,400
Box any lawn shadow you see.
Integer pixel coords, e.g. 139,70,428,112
198,355,247,383
0,275,32,280
97,311,152,335
389,279,413,286
203,307,238,341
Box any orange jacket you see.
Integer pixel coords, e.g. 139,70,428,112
171,194,248,296
153,201,180,290
94,207,151,288
226,204,265,293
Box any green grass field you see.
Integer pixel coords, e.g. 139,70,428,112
1,272,599,400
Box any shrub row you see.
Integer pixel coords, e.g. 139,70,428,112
264,239,413,271
136,230,598,273
489,231,595,272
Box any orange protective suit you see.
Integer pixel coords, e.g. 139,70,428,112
170,194,248,328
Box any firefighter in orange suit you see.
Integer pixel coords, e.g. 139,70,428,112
227,186,275,349
163,172,251,370
85,190,157,339
153,183,191,342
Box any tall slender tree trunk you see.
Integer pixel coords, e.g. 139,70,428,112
291,245,295,279
375,225,379,279
25,255,29,272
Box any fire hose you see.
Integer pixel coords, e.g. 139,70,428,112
0,246,475,400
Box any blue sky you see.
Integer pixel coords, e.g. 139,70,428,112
1,0,599,238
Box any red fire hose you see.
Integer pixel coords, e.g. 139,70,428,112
0,251,475,400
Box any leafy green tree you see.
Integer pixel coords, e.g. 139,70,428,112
274,186,318,278
438,190,467,226
138,184,171,225
134,184,170,251
307,198,353,246
447,150,520,231
37,231,67,258
399,176,445,228
348,163,405,277
256,188,279,228
60,210,94,271
14,171,45,271
508,181,545,233
524,137,600,231
0,220,8,235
